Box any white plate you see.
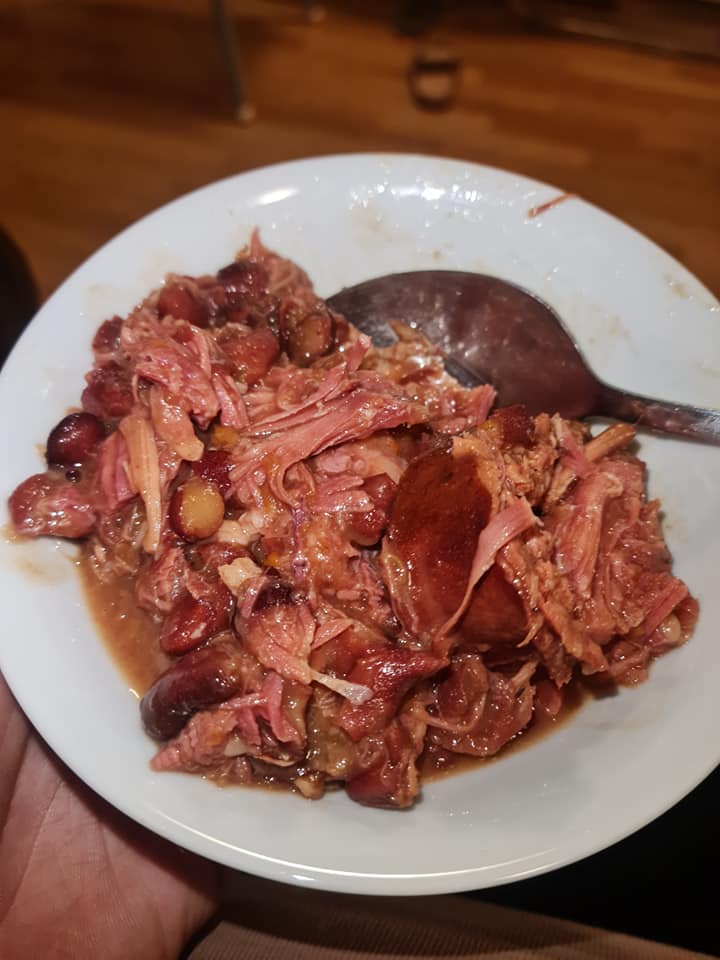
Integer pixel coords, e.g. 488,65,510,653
1,154,719,896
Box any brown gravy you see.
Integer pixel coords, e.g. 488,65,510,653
77,548,166,696
78,547,589,786
421,681,586,783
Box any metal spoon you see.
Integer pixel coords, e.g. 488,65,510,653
327,271,720,445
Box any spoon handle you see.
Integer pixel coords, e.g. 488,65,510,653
597,384,720,445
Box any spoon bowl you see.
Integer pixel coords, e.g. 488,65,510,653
328,271,720,444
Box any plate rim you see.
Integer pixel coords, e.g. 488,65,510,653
1,151,718,896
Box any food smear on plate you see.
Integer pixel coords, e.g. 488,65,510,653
7,231,698,808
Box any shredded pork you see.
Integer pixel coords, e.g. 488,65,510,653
8,231,698,808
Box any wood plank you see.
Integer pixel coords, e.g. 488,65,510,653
0,0,718,300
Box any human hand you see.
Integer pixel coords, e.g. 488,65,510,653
0,673,219,960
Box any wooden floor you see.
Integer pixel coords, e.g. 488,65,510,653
1,0,719,302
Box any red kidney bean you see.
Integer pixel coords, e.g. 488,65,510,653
218,326,279,385
140,640,246,740
92,316,123,354
46,412,104,467
216,260,269,308
9,472,96,539
157,283,209,328
278,302,340,366
159,589,231,655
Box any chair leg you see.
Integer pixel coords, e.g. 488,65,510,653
210,0,255,124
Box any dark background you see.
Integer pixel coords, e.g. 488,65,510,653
479,767,719,955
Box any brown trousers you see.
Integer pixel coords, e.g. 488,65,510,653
189,875,710,959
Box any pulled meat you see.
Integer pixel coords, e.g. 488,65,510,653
8,231,697,809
